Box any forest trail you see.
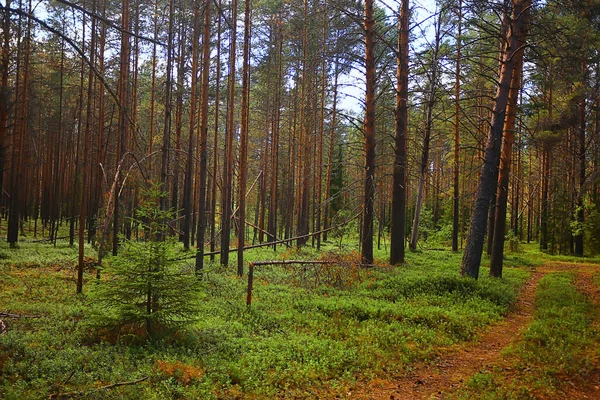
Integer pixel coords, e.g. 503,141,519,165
350,263,600,400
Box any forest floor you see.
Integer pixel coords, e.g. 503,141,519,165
1,239,600,399
347,262,600,400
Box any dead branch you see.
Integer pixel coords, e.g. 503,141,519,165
251,260,335,267
49,376,148,399
0,312,41,318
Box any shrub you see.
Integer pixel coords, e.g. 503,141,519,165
90,184,202,340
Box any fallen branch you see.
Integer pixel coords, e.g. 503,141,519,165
251,260,335,267
0,312,41,318
199,211,362,258
49,376,148,399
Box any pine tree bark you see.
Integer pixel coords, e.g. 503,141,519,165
0,0,10,200
183,4,200,251
221,0,238,265
574,61,586,256
160,0,174,213
452,0,462,252
195,0,211,273
390,0,409,264
209,0,222,261
461,0,530,279
409,12,442,251
112,0,130,255
78,0,97,293
361,0,376,265
267,14,283,248
489,18,527,277
237,0,251,277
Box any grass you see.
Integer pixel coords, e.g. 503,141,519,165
0,237,531,399
453,272,600,399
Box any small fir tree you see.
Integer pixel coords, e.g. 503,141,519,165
91,183,201,340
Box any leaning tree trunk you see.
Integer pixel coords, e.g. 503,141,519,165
489,20,527,277
461,0,530,279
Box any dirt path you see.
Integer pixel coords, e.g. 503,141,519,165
349,262,600,400
348,271,545,400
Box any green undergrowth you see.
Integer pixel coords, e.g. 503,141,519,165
1,240,528,399
453,272,600,399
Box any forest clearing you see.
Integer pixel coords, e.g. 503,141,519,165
1,237,599,399
2,0,600,398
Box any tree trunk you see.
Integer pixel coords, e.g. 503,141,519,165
183,5,200,251
268,14,284,248
409,11,442,252
323,57,339,244
237,0,251,277
0,0,10,200
461,0,530,279
220,0,237,266
574,61,586,256
160,0,174,213
452,0,462,252
78,0,97,293
390,0,409,265
210,0,222,262
361,0,376,265
113,0,130,255
195,0,212,272
489,27,527,277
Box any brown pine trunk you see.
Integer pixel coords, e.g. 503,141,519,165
172,25,186,226
221,0,238,266
0,0,10,200
209,0,222,261
452,0,462,252
91,3,107,247
362,0,376,265
297,0,310,248
574,61,586,256
195,0,211,273
461,0,530,279
409,12,442,252
78,0,97,293
8,1,31,247
160,0,174,213
237,0,251,276
323,57,339,243
183,5,200,251
113,0,129,255
489,32,526,277
267,15,284,248
315,0,328,250
148,0,158,174
390,0,409,265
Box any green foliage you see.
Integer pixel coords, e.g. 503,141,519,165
1,241,531,398
89,184,202,340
